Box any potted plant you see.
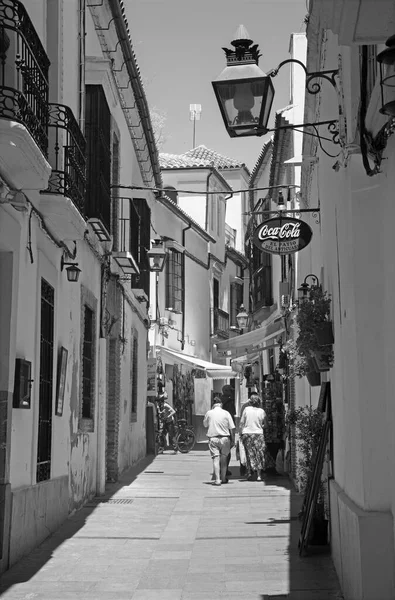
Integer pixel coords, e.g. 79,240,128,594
286,406,329,545
306,358,321,386
296,287,334,372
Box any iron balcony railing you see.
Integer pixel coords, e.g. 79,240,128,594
0,0,49,156
43,103,86,214
213,307,230,338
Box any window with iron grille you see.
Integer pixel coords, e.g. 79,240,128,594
166,249,183,313
130,331,138,420
37,279,54,483
85,85,111,232
82,305,94,419
230,282,243,327
131,198,151,298
111,133,120,249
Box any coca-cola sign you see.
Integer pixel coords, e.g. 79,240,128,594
252,217,312,255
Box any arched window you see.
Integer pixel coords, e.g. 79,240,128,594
164,186,178,204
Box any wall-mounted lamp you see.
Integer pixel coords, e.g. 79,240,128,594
377,35,395,116
61,255,81,283
147,239,167,272
236,303,250,330
297,274,320,304
212,25,340,143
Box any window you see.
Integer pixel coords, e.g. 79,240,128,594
131,198,151,298
111,133,120,249
82,305,94,419
85,85,112,232
37,279,54,483
252,246,273,308
213,278,219,311
217,197,221,235
230,282,243,327
164,186,178,204
166,249,184,313
130,331,138,420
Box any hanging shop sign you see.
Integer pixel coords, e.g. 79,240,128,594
252,216,313,255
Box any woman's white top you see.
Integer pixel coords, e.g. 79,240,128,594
240,406,266,434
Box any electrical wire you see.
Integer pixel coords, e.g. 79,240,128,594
111,183,300,196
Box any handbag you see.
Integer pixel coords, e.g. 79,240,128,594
238,438,247,465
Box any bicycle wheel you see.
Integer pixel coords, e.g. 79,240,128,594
156,431,165,454
176,429,196,453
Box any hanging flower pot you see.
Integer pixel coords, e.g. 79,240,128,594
310,349,331,372
314,321,334,346
306,369,321,387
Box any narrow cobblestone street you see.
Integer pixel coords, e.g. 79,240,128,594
0,444,343,600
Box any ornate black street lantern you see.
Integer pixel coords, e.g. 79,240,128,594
212,25,274,138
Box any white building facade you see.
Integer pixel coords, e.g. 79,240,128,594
301,1,395,598
0,0,160,571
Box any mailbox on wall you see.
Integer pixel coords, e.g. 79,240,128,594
13,358,33,409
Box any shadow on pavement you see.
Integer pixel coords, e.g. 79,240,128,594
0,453,156,595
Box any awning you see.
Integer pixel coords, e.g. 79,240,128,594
158,346,238,379
216,318,286,358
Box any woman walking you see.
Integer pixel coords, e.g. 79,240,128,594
239,393,266,481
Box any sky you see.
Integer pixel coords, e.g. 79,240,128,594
127,0,307,172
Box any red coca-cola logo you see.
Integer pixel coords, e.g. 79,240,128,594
252,217,312,255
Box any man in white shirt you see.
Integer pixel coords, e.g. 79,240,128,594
203,395,235,486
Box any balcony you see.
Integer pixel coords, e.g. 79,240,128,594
0,0,51,191
40,104,87,240
213,308,230,339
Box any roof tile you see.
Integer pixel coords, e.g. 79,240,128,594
159,145,246,170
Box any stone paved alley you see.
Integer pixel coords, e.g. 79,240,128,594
0,443,343,600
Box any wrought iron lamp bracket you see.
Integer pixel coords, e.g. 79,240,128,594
268,59,339,96
256,59,341,150
250,208,321,224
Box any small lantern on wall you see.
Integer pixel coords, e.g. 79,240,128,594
236,304,249,330
147,239,167,272
61,255,81,283
377,35,395,116
297,274,320,304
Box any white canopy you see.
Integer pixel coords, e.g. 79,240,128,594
216,318,286,358
158,346,238,379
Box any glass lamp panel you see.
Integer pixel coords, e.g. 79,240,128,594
259,79,275,131
215,77,268,134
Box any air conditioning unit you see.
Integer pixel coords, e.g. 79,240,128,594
159,317,169,327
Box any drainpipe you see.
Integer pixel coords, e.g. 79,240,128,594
78,0,86,129
181,224,192,350
96,263,108,496
205,168,214,231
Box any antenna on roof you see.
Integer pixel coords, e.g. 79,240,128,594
189,104,201,148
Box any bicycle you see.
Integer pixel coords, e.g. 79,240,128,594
155,418,196,454
174,418,196,453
